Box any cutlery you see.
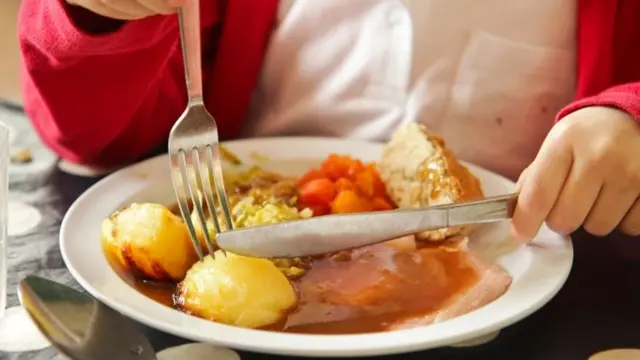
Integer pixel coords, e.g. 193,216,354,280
169,0,233,261
216,192,518,258
18,276,157,360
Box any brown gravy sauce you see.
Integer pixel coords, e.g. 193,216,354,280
105,240,481,334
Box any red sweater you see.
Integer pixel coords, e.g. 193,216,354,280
17,0,640,167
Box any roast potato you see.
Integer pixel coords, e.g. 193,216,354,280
191,211,219,253
176,251,298,328
102,203,198,281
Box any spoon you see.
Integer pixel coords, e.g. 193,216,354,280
18,275,157,360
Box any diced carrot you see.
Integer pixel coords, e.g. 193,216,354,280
303,203,331,216
319,154,366,181
371,177,387,197
320,155,348,180
363,164,387,197
298,178,337,205
346,159,366,179
331,190,373,214
297,169,327,187
297,155,392,216
335,177,356,192
371,197,395,211
355,171,375,197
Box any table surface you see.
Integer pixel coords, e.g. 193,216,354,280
0,104,638,360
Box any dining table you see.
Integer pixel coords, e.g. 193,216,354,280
0,102,638,360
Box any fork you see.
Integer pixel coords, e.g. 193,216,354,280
169,0,233,260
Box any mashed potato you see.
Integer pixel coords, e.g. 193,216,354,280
176,251,298,328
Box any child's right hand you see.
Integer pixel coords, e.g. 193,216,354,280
65,0,185,20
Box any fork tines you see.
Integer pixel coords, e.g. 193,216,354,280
171,144,233,260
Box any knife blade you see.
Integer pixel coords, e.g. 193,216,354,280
216,193,518,258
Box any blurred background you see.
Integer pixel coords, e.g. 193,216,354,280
0,0,22,106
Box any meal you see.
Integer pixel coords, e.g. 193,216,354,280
102,123,512,334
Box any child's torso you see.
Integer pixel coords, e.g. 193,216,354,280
242,0,577,179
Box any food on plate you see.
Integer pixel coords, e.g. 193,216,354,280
228,166,299,207
102,203,198,281
285,240,511,333
175,251,298,328
106,169,312,280
389,246,512,329
103,124,511,334
297,154,395,216
232,196,312,228
190,184,309,255
378,123,485,241
192,167,301,243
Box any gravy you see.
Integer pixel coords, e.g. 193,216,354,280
105,241,482,334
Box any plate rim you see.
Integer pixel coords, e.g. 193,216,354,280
60,136,573,357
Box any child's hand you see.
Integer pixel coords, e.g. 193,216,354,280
66,0,184,20
511,106,640,241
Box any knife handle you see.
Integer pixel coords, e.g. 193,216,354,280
445,192,518,227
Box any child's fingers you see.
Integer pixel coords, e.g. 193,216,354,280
511,140,572,242
583,184,638,236
620,198,640,236
510,167,528,240
78,0,151,19
515,166,528,191
545,159,601,235
102,0,155,18
138,0,177,15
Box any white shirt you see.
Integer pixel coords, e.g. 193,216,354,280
243,0,576,180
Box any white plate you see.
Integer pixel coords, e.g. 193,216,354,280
60,137,573,357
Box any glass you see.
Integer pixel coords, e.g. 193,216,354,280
0,121,50,352
0,122,7,320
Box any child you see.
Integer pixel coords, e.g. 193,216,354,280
17,0,640,240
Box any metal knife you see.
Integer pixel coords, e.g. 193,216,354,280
216,192,518,258
18,276,157,360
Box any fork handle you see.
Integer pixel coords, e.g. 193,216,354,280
177,0,203,101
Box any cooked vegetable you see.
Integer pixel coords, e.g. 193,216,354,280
371,197,394,211
334,177,356,192
232,196,312,228
102,203,198,282
331,189,372,214
175,251,298,328
297,168,326,188
219,145,243,166
190,167,302,254
297,178,337,205
297,155,395,215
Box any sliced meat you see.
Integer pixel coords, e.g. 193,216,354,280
283,238,511,333
378,123,485,241
389,250,512,329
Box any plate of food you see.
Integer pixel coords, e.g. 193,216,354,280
60,124,573,357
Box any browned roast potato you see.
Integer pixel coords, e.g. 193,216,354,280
102,203,198,281
175,251,298,328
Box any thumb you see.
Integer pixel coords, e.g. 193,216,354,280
510,166,529,242
516,166,529,192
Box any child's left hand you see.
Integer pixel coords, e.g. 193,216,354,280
511,106,640,241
